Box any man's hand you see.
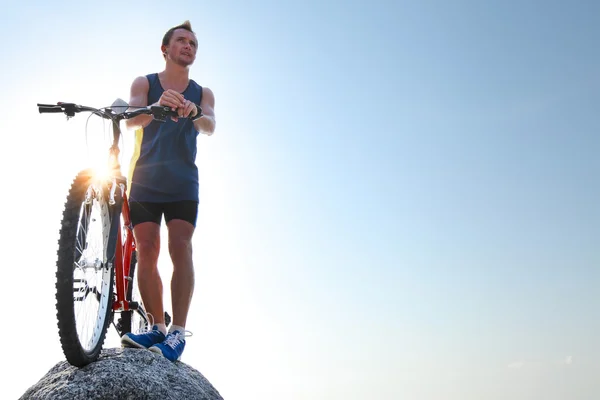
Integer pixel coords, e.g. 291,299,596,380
157,89,198,122
181,99,199,119
158,89,185,110
157,89,184,122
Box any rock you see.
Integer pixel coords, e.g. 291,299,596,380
20,348,224,400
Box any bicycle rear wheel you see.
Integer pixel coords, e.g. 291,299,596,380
116,251,149,336
116,248,172,335
55,169,114,367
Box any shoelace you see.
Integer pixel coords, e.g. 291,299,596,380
147,313,156,329
130,313,163,337
163,330,193,350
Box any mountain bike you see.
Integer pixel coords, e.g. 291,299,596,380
38,99,191,367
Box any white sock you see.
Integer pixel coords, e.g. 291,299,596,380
169,324,185,334
155,323,167,335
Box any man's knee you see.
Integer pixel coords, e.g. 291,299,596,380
168,236,192,257
134,224,161,262
167,220,194,257
137,239,160,259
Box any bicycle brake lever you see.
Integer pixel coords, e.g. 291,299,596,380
58,102,77,117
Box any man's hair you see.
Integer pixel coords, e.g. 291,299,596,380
162,20,195,46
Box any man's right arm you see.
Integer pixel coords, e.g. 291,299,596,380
125,76,153,130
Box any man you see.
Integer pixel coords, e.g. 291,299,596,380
120,20,216,362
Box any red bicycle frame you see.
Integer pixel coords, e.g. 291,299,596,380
112,185,136,313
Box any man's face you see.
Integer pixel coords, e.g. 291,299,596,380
164,29,197,67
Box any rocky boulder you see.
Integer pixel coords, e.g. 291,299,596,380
20,347,224,400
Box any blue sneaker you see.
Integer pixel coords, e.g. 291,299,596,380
121,325,166,349
149,330,192,361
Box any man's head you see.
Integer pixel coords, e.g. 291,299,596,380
161,20,198,67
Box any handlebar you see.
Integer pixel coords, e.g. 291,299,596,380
37,101,202,123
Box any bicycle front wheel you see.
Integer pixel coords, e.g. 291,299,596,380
55,169,114,367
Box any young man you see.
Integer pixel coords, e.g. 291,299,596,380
120,20,216,362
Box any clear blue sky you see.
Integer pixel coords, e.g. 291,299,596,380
1,1,598,399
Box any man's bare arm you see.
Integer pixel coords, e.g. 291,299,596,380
193,87,216,136
125,76,152,130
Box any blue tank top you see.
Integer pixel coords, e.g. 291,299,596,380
128,73,203,202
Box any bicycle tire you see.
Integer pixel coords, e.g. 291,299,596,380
55,169,115,367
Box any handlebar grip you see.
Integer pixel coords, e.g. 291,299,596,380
38,106,65,113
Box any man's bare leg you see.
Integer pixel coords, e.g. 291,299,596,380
166,219,195,329
133,222,165,327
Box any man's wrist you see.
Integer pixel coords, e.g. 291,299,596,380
192,104,203,121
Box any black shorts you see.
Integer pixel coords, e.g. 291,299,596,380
129,201,198,227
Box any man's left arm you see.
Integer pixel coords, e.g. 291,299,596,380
192,87,216,136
